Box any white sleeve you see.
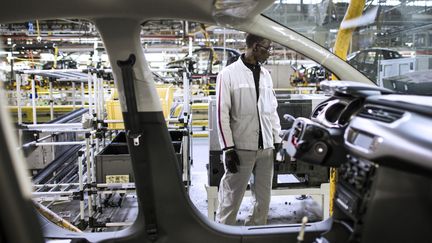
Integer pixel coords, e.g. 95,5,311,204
216,71,235,149
270,83,282,144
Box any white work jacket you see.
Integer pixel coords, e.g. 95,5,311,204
216,58,282,151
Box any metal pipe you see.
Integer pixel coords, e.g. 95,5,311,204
81,81,85,108
31,78,37,124
34,196,70,202
99,190,134,194
87,73,93,115
103,120,123,123
151,68,182,72
103,68,181,73
22,133,55,147
47,108,88,124
182,133,189,186
97,76,101,121
98,77,103,121
35,141,86,146
78,153,85,221
21,69,84,74
33,200,82,232
57,78,87,82
51,128,55,162
96,183,135,188
99,78,104,121
93,73,99,120
33,183,80,188
99,79,103,121
34,196,71,202
16,74,22,124
36,129,91,133
85,135,93,217
55,165,79,184
54,158,77,182
188,36,193,56
24,123,82,129
32,191,75,197
183,71,189,116
32,145,81,184
94,136,101,210
48,185,61,192
72,82,76,110
90,135,97,210
98,78,102,121
49,81,54,120
10,51,14,83
105,222,133,227
16,74,23,147
45,200,56,208
166,118,180,123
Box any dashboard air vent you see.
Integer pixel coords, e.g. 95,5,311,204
358,106,404,123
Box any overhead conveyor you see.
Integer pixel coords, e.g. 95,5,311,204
19,69,89,81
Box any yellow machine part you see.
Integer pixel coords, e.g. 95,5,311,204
106,84,175,129
332,0,366,80
156,84,175,117
192,132,208,138
191,103,208,110
106,100,124,129
191,103,209,137
330,0,366,215
171,104,183,118
169,103,209,126
191,103,209,127
110,88,119,100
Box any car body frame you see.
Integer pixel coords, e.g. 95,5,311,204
2,1,430,243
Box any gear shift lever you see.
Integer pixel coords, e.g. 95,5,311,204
297,216,308,243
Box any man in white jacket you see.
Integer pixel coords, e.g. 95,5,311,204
216,33,282,225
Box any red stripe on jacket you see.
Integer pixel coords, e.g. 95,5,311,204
217,79,228,148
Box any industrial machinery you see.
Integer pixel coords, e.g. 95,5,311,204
95,130,186,183
208,93,329,188
22,108,87,169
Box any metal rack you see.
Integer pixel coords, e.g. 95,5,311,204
7,67,196,231
8,69,112,230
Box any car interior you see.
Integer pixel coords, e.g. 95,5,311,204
0,0,431,243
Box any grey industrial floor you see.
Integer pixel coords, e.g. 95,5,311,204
46,137,323,232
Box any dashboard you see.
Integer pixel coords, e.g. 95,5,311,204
282,81,432,243
346,95,432,173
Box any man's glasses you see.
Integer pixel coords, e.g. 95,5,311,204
256,43,273,53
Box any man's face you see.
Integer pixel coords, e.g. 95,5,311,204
253,39,272,64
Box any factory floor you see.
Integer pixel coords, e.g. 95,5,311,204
46,137,323,232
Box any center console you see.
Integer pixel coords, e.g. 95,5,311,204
336,155,375,221
283,81,432,243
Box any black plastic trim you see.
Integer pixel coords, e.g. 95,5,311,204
366,96,432,117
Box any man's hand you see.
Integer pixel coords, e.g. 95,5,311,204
224,148,240,173
274,143,282,152
274,143,285,162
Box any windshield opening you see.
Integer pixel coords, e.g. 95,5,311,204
264,0,432,96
